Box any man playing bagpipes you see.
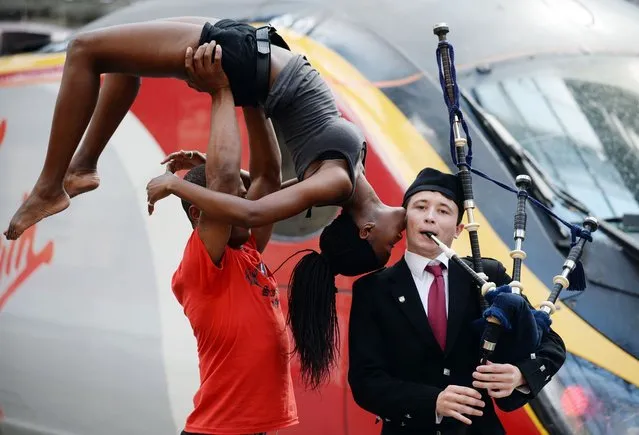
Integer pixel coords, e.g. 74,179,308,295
346,21,603,435
347,167,567,435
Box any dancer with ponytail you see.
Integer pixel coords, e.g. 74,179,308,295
286,210,394,389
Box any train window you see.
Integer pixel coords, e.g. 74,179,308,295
378,78,456,162
306,17,416,83
466,56,639,225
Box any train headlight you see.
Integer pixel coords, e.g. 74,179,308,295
534,353,639,434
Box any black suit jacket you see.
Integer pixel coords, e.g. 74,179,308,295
348,257,566,435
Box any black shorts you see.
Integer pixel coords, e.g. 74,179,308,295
198,19,289,107
198,19,258,106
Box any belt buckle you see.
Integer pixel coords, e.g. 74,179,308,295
256,25,271,55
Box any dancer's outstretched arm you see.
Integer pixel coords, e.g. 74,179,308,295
148,160,351,229
162,151,298,191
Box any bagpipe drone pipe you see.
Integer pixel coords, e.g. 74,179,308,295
432,23,597,365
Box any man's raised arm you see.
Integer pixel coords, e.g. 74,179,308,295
192,43,241,264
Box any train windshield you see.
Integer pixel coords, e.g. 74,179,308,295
465,55,639,230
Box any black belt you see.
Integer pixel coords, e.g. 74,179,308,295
255,25,271,105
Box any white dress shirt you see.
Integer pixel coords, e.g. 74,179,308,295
405,250,450,424
404,250,450,317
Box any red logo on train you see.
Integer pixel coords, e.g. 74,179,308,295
0,118,6,147
0,207,54,311
0,120,55,311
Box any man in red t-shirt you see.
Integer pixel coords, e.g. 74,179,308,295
147,44,297,435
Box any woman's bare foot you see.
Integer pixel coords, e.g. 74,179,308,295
4,190,70,240
64,168,100,198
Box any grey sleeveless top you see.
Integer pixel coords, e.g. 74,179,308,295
263,55,367,194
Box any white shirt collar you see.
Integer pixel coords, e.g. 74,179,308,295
404,249,449,277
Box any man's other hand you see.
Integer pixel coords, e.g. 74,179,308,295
162,150,206,173
435,385,485,425
146,169,177,215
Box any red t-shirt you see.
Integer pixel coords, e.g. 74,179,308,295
172,230,298,434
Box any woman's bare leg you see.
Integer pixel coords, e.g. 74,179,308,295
65,19,213,198
4,21,206,239
64,74,140,198
65,17,214,197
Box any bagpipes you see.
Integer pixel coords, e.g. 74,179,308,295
432,23,597,364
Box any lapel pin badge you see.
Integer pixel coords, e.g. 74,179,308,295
398,296,406,303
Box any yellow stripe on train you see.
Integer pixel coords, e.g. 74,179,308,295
0,53,66,75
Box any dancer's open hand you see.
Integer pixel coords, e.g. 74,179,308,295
146,169,177,215
162,149,206,173
185,42,230,93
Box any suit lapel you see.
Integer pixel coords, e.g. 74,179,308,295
444,259,471,356
389,258,441,351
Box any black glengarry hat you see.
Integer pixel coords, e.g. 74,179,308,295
402,167,464,210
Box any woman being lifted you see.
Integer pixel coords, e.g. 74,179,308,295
4,17,406,390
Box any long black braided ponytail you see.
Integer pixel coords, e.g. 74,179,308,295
287,211,383,390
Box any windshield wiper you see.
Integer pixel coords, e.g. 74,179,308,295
552,188,639,261
461,94,557,205
603,213,639,231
